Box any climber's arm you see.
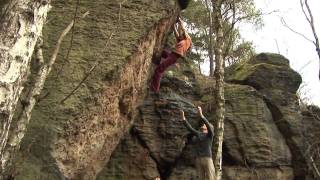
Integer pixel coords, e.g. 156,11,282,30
177,17,188,38
197,106,214,137
180,110,201,135
173,24,180,41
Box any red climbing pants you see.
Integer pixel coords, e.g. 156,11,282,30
151,52,180,92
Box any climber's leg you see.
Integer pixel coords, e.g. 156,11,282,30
153,48,171,65
151,52,180,92
203,157,216,180
161,48,171,58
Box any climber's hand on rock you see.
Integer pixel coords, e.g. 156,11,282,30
176,16,180,23
197,106,204,118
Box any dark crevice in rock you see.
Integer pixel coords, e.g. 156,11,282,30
133,122,186,180
222,143,238,166
263,98,307,180
227,79,262,91
151,102,189,180
131,126,165,179
226,115,247,165
161,140,192,180
133,91,199,180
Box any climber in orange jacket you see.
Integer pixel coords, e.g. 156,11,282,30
151,16,192,93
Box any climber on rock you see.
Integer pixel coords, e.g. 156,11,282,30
151,16,192,93
180,106,216,180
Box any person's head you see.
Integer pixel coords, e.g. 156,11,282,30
177,35,184,42
176,32,185,42
200,124,208,134
154,177,161,180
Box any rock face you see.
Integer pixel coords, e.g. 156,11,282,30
98,53,310,180
227,53,306,178
8,1,316,179
11,0,179,179
97,60,202,180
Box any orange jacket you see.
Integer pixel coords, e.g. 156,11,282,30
174,33,192,57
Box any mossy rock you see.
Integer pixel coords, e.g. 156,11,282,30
13,0,178,179
200,95,213,102
226,53,301,93
249,53,290,67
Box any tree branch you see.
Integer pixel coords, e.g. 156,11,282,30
300,0,311,24
60,32,114,103
60,0,127,103
310,156,320,178
223,0,236,59
304,0,319,48
55,0,82,77
301,0,320,79
280,17,314,44
274,39,280,54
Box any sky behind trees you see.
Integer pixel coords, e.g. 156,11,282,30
240,0,320,106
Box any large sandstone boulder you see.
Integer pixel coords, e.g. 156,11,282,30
227,53,306,178
8,0,314,178
96,134,160,180
226,53,301,92
100,53,309,180
97,60,201,180
223,84,292,166
12,0,179,179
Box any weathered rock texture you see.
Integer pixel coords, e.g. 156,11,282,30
98,53,311,180
226,53,306,178
97,59,202,180
11,0,179,179
7,1,318,180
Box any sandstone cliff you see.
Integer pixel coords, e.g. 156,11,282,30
8,1,319,180
12,0,179,179
96,53,311,180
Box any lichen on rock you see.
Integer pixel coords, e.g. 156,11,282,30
100,53,310,180
13,0,179,179
7,1,317,179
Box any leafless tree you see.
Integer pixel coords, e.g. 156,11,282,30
300,0,320,80
281,0,320,79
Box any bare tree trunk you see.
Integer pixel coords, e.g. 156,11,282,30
198,60,202,75
0,0,51,173
222,0,236,62
212,0,225,179
300,0,320,79
209,23,214,76
204,0,215,77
